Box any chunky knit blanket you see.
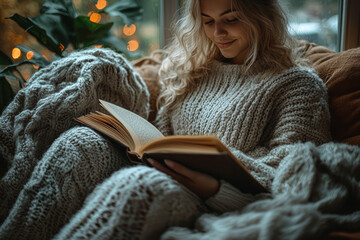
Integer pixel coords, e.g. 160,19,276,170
1,48,360,240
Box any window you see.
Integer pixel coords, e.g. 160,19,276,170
280,0,341,51
127,0,161,56
1,0,358,62
168,0,346,51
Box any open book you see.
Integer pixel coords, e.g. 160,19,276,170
76,100,268,194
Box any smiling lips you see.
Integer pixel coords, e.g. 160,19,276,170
216,40,236,49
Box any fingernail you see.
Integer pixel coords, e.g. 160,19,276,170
164,159,174,168
147,158,154,165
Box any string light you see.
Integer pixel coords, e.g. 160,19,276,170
26,51,34,60
127,40,139,51
123,24,136,36
96,0,107,10
59,43,65,52
89,12,101,23
12,48,21,59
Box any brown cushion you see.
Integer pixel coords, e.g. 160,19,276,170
132,50,164,122
301,41,360,147
325,231,360,240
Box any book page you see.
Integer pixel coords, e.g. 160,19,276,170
76,115,133,148
99,100,164,152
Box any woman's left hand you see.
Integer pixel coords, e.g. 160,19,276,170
147,158,219,199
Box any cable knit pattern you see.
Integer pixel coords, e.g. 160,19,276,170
0,48,149,239
1,127,131,240
53,166,206,240
162,142,360,240
155,60,332,191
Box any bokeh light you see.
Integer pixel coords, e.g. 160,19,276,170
26,51,34,60
127,40,139,51
123,24,136,36
89,12,101,23
12,48,21,59
96,0,107,10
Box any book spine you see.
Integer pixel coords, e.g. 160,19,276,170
126,151,146,165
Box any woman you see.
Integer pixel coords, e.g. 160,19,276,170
148,0,331,204
0,0,331,239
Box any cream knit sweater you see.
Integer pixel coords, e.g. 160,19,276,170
155,60,332,212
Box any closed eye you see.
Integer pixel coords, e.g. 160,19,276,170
227,18,238,23
204,20,214,25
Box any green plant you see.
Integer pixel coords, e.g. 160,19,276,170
0,0,143,114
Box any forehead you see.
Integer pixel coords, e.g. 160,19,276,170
200,0,233,15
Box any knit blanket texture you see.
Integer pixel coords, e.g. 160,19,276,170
1,48,360,240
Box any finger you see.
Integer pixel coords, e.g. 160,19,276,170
147,158,190,183
147,158,171,173
164,159,197,180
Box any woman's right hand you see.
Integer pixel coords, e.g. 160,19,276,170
147,158,220,200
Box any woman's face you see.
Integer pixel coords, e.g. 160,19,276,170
200,0,249,64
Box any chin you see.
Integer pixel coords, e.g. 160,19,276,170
221,53,237,59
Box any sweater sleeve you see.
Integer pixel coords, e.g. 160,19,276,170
205,180,270,213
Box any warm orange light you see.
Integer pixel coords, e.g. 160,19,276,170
26,51,34,60
12,48,21,59
123,24,136,36
59,43,65,51
88,11,93,17
94,45,103,48
33,65,39,70
96,0,107,10
127,40,139,51
89,13,101,23
42,54,48,60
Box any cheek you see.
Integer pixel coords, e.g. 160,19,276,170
236,24,249,39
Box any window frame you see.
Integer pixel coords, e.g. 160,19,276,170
160,0,360,51
160,0,179,48
340,0,360,50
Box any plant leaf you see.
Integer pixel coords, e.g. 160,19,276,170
0,76,15,114
0,50,13,65
74,16,113,45
97,33,140,59
16,45,52,67
0,66,18,80
40,0,78,19
37,0,79,47
0,60,45,82
8,13,65,56
0,65,25,88
101,1,143,24
31,14,70,48
98,34,129,53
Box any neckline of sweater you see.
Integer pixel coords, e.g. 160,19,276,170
210,60,313,79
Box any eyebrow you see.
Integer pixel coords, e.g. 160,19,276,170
201,9,235,17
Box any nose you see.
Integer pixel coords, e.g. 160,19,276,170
214,23,227,38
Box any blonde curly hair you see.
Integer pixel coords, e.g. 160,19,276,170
157,0,307,109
